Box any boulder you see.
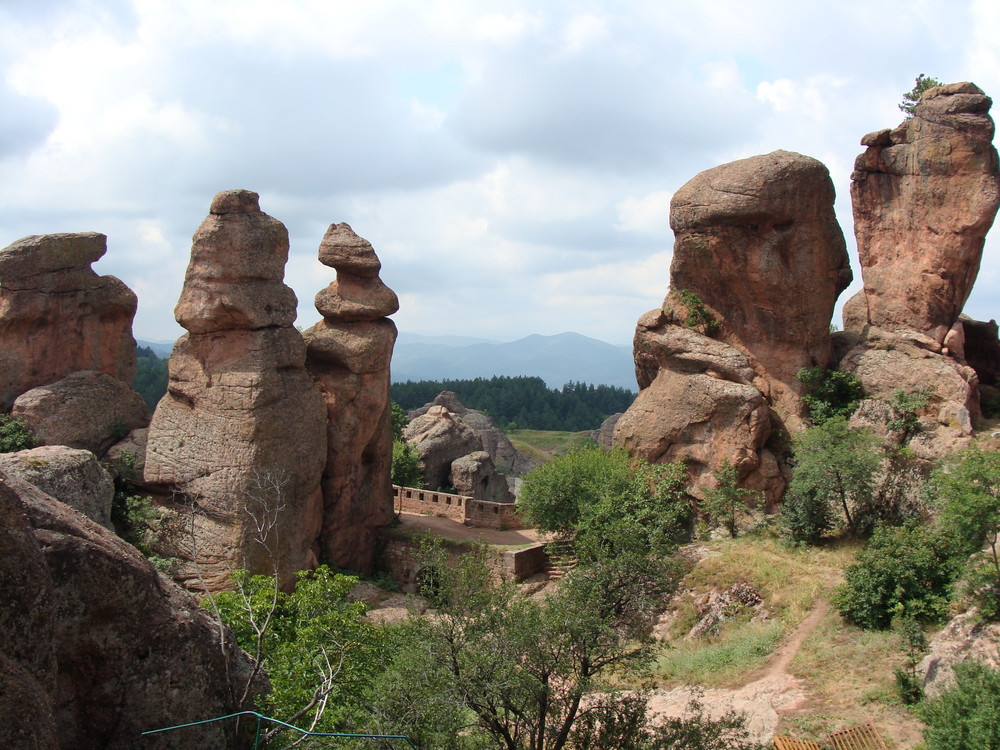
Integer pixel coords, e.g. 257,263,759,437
0,469,258,748
591,412,623,450
849,82,1000,343
0,232,138,408
667,149,852,424
11,370,149,456
403,405,483,491
408,391,531,476
962,316,1000,387
920,609,1000,698
0,445,114,529
303,223,398,575
144,190,327,592
450,451,515,504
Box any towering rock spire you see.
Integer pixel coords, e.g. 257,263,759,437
143,190,327,591
303,223,398,575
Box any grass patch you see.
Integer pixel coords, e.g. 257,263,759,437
508,429,593,459
656,620,785,687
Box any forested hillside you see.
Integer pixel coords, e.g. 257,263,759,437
392,375,635,431
132,345,168,410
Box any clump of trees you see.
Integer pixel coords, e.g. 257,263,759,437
392,376,635,432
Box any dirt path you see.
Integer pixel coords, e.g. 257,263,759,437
648,599,830,744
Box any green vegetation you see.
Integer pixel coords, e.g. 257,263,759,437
132,345,168,410
920,660,1000,749
390,401,423,487
678,289,719,335
886,388,932,442
899,73,943,118
796,367,865,425
507,429,594,462
392,376,635,432
781,417,883,542
702,460,760,538
0,413,36,453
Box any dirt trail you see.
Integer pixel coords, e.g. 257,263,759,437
648,599,830,744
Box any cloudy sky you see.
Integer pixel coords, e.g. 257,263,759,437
2,0,999,347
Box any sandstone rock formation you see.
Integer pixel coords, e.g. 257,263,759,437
616,151,848,501
590,412,622,450
0,469,256,749
11,370,148,456
144,190,327,591
404,404,485,490
408,391,532,477
848,82,1000,342
920,609,1000,698
303,223,398,575
0,445,114,530
0,232,138,409
838,83,1000,454
450,450,515,504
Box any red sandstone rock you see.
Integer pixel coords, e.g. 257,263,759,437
11,370,149,456
668,149,852,424
0,471,257,748
303,223,398,575
144,191,327,591
0,232,138,408
849,82,1000,343
403,405,483,491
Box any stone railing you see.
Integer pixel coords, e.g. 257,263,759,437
393,485,523,530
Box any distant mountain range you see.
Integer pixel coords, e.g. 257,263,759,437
392,332,637,391
138,332,639,391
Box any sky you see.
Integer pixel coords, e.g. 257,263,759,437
1,0,999,347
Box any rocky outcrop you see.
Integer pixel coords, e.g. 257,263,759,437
848,83,1000,343
616,151,847,501
838,83,1000,454
144,190,327,591
403,405,483,490
0,445,114,529
11,370,148,456
920,609,1000,698
303,223,398,575
590,412,623,450
667,150,851,424
408,391,532,476
962,316,1000,388
0,232,138,409
449,450,515,504
0,470,257,749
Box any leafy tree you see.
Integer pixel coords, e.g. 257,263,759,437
899,74,943,118
0,413,36,453
833,523,956,630
932,448,1000,618
701,460,760,538
390,401,409,442
215,566,387,747
893,615,928,705
781,417,882,541
368,541,677,750
391,439,423,488
518,446,690,554
886,388,932,443
920,659,1000,749
796,367,864,425
649,693,766,750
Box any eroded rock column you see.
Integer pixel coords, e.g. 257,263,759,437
303,224,398,575
144,190,327,591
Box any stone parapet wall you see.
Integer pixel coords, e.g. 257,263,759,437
393,485,523,529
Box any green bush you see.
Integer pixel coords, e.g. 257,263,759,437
796,368,865,425
0,413,36,453
678,289,719,335
920,660,1000,749
833,524,956,630
391,439,423,488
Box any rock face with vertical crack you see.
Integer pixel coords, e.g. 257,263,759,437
303,223,399,575
0,232,138,409
838,83,1000,457
143,190,327,591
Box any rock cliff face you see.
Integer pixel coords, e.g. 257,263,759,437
0,232,138,409
839,83,1000,455
848,82,1000,342
303,223,398,575
0,470,256,749
616,151,849,501
144,190,328,591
